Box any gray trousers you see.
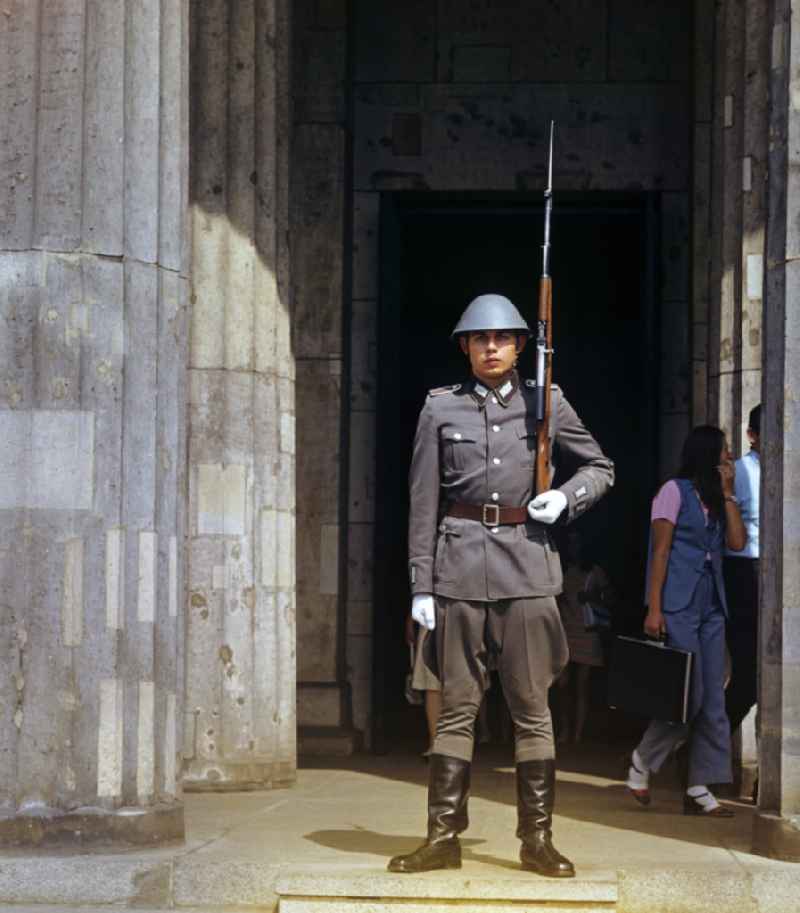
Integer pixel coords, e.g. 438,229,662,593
635,568,732,786
431,596,569,763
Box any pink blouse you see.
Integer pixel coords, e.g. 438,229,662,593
651,480,711,559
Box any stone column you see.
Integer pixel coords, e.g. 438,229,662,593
184,0,296,789
0,0,188,845
752,0,800,861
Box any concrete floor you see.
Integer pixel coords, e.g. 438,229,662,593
189,744,763,869
1,743,798,911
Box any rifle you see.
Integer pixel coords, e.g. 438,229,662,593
534,121,555,495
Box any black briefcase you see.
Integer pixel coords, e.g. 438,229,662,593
608,636,693,724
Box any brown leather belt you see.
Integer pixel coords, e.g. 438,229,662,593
445,501,529,526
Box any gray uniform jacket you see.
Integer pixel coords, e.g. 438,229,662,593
408,373,614,602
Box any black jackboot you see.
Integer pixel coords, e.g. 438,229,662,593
516,759,575,878
388,754,470,873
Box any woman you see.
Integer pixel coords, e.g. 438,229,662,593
626,426,746,816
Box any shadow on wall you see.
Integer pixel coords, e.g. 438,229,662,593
189,0,293,364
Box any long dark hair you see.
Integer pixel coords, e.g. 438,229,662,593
676,425,726,520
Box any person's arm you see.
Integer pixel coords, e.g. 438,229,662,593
720,458,747,551
645,519,674,638
552,390,615,522
408,398,440,595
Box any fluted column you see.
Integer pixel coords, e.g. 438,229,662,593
184,0,295,789
0,0,188,844
752,0,800,861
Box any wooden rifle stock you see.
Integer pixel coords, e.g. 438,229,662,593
535,276,553,494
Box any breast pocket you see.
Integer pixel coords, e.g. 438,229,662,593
517,422,537,469
441,430,478,472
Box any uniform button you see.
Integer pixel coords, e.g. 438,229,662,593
453,432,462,440
491,492,499,501
493,457,501,465
492,424,500,432
491,396,498,404
491,527,499,534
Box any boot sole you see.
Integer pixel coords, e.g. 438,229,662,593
388,859,462,873
682,802,734,817
520,861,575,878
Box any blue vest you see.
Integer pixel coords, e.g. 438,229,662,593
647,478,727,616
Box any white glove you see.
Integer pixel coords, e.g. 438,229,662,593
411,594,436,631
528,489,568,525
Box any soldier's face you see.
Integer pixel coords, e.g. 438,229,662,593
459,330,527,385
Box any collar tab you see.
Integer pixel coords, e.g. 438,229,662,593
469,372,519,406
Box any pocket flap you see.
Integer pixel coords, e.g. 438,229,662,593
442,429,476,443
438,521,462,536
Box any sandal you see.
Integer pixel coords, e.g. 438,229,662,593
683,791,734,817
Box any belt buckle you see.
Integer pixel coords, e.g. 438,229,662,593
482,503,500,527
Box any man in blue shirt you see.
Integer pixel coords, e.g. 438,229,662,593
723,404,761,734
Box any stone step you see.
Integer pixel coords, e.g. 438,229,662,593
276,866,618,913
0,908,273,913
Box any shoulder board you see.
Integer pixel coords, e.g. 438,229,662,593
427,383,461,397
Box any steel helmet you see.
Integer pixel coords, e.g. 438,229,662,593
450,294,530,339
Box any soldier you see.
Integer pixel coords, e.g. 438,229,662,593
388,294,614,878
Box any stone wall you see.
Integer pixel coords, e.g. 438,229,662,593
704,0,767,450
291,0,357,745
0,0,188,841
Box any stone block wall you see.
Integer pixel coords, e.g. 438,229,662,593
704,0,768,452
292,0,353,736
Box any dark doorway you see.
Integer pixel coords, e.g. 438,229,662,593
371,192,661,754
